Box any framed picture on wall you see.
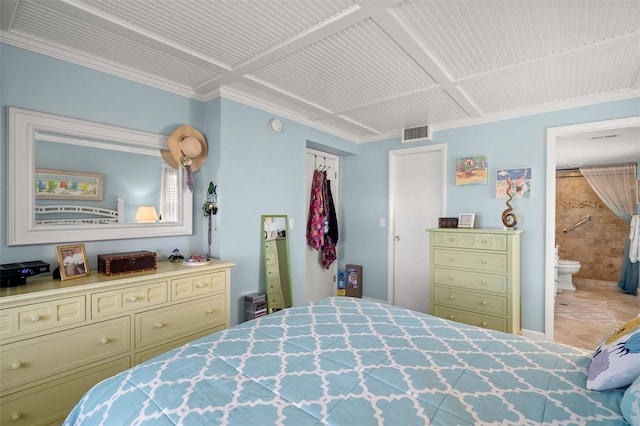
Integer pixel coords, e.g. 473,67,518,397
56,244,90,280
458,213,476,228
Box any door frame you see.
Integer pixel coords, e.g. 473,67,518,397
387,144,447,305
544,116,639,341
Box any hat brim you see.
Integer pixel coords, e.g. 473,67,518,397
167,125,208,172
160,150,178,169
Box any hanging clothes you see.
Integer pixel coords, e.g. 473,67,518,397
306,169,325,251
322,174,338,268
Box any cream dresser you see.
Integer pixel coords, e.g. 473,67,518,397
428,228,522,334
0,260,234,425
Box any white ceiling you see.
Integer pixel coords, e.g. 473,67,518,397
1,0,639,143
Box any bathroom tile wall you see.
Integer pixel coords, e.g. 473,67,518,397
555,173,628,281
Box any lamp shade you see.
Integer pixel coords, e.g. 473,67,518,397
135,206,158,223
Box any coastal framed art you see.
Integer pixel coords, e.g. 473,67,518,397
35,168,103,201
455,156,488,185
496,168,532,199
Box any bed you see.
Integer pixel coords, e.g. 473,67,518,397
64,297,628,425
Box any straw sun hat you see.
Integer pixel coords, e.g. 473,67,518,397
161,125,208,171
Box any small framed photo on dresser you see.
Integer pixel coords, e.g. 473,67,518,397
457,213,475,228
56,243,90,280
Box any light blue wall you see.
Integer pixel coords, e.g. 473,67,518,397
2,43,638,332
341,97,639,333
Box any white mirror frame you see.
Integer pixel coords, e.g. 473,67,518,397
7,107,193,246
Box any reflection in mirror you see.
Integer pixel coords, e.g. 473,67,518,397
7,107,193,245
262,215,293,313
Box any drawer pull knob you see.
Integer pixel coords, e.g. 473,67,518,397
10,411,22,421
481,260,488,264
30,314,41,322
482,301,488,305
99,337,109,345
10,361,23,370
481,239,487,244
448,237,454,242
482,321,488,326
481,280,488,285
448,256,454,261
449,314,454,319
154,322,164,329
449,276,454,280
195,283,205,288
205,309,214,314
449,295,455,300
127,296,138,302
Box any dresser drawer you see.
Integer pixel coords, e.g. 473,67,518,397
433,232,507,251
1,317,130,393
433,249,507,274
171,271,227,301
92,281,168,318
433,286,508,317
135,296,226,349
432,305,507,332
432,268,508,294
0,296,85,340
0,357,129,426
134,324,226,364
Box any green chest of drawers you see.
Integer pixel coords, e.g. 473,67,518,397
428,228,522,334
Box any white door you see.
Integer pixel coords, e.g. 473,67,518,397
305,149,339,302
388,145,446,313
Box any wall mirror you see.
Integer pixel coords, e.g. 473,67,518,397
262,215,293,312
7,107,193,246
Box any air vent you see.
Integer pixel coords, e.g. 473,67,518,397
402,125,431,143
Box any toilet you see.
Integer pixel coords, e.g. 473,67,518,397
556,259,581,291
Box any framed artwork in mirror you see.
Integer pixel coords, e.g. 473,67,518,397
56,243,90,280
36,168,103,200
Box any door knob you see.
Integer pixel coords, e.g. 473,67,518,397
395,236,400,241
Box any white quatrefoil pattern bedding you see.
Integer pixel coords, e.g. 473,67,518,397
64,297,626,425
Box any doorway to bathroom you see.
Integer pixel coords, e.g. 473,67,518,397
545,116,640,349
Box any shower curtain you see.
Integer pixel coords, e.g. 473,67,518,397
580,163,638,295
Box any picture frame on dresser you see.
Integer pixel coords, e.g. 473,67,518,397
457,213,475,228
56,243,90,280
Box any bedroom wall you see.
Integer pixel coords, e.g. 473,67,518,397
340,96,639,334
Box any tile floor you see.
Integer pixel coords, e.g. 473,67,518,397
554,277,639,350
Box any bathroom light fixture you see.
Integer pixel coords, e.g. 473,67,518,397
135,206,158,223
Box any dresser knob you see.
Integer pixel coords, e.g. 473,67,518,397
10,361,23,370
482,300,488,305
449,276,454,280
449,314,454,320
481,280,488,285
195,283,205,288
448,237,454,242
10,411,22,421
448,256,454,261
127,296,138,302
99,337,109,345
482,321,488,326
30,314,41,322
449,295,455,300
205,309,214,315
481,260,488,264
481,239,487,244
154,322,164,329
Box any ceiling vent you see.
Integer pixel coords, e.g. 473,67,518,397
402,125,431,143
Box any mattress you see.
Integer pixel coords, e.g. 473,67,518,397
64,297,626,425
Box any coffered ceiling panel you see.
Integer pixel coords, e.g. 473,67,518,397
1,0,638,142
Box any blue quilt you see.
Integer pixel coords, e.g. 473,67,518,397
64,297,626,425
